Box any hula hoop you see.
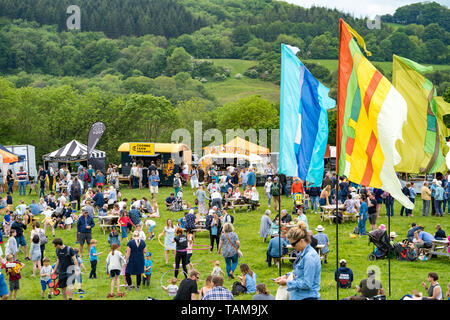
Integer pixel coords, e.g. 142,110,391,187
157,234,211,252
160,268,189,287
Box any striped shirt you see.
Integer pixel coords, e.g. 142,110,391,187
17,171,28,181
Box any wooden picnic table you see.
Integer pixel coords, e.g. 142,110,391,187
282,244,326,263
228,198,252,214
429,239,450,259
320,204,345,224
94,215,120,234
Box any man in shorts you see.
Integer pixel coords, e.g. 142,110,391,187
77,208,95,258
148,170,160,200
52,238,79,300
189,166,199,195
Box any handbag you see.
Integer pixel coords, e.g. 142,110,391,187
225,232,243,258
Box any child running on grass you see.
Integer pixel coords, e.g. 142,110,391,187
106,243,126,298
40,257,53,299
29,235,42,277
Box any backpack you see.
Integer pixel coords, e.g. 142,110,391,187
231,281,247,296
38,229,48,245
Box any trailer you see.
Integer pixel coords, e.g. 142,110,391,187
5,145,38,179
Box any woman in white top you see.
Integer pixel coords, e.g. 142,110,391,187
160,219,176,264
251,187,260,210
147,200,160,218
38,198,47,213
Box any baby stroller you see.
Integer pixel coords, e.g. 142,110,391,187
367,229,394,261
292,193,304,214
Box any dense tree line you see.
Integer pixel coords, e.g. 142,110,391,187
0,75,279,164
0,0,206,38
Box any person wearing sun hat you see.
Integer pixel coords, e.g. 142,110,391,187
314,225,330,264
389,231,398,246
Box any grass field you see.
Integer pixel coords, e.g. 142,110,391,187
2,185,449,301
202,59,280,104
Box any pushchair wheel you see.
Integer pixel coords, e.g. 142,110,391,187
368,253,377,261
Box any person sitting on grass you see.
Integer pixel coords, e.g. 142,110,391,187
238,263,257,294
356,269,385,299
252,283,275,300
335,259,353,289
434,224,446,240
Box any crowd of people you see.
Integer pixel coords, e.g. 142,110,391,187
0,162,449,301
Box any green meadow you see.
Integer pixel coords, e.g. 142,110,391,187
2,185,449,300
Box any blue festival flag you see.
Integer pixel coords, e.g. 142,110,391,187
279,44,336,186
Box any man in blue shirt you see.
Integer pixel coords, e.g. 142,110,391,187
414,230,435,256
266,232,287,267
29,200,40,216
92,188,104,209
247,169,256,188
128,206,142,226
149,171,160,200
77,208,95,258
165,193,175,210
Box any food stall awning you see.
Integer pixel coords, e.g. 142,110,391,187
224,136,270,155
118,143,189,154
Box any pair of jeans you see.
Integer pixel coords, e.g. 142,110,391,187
209,233,219,252
266,251,280,267
224,254,239,277
358,218,367,235
18,181,27,195
405,197,415,216
422,200,430,216
48,176,53,191
443,198,450,213
434,199,443,216
266,192,271,205
89,260,97,278
7,182,13,193
174,252,188,278
282,184,289,197
310,196,320,213
143,274,151,286
385,201,394,216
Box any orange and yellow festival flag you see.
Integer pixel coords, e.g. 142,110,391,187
336,19,414,209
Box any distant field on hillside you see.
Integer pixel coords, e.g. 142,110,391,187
203,59,280,104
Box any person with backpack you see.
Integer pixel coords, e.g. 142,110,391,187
30,221,47,265
270,177,281,212
70,177,82,211
52,238,79,300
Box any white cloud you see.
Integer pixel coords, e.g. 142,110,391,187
282,0,449,18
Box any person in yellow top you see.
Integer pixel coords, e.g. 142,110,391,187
421,182,432,217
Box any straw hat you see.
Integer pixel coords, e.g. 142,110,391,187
390,231,398,238
316,225,325,232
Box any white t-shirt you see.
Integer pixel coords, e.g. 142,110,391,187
264,182,272,194
42,210,53,219
131,167,138,176
145,220,156,228
132,201,142,209
118,201,127,211
167,284,178,297
182,164,189,175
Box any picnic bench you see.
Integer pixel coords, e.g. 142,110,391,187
228,199,253,214
428,240,450,259
320,204,347,224
95,215,120,234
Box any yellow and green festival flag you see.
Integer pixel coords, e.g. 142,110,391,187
336,19,413,209
393,54,450,174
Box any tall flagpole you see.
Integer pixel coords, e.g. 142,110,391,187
278,178,282,277
388,203,391,297
335,179,339,300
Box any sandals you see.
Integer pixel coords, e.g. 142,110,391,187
107,293,114,298
117,292,125,297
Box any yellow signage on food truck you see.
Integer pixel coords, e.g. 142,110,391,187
129,143,155,156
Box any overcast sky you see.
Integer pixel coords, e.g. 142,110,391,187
282,0,450,18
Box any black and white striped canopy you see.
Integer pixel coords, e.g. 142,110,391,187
43,140,105,162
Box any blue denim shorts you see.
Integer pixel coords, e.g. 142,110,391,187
16,236,27,247
40,279,52,291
